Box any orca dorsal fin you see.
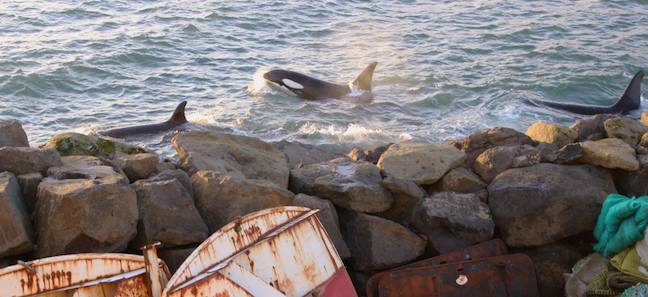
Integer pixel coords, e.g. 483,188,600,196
615,71,644,110
350,62,378,92
169,101,188,123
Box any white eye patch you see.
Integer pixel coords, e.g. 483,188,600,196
282,78,304,90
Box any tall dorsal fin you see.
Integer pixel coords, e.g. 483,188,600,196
169,101,188,123
614,71,644,110
350,62,378,92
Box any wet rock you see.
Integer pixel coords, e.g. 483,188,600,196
293,194,350,259
554,143,583,164
488,164,616,247
0,120,29,147
159,246,196,273
131,178,208,247
273,140,340,169
155,159,177,173
47,156,128,184
35,178,138,257
376,176,426,222
473,145,540,182
524,243,582,297
348,143,393,164
526,121,576,148
113,153,159,181
148,169,192,194
450,127,535,166
191,170,294,231
0,147,62,175
604,117,647,147
377,142,466,185
536,142,559,163
41,132,147,158
615,157,648,197
174,131,289,188
0,172,35,257
289,158,392,213
340,211,425,272
580,138,639,171
16,172,42,215
570,114,614,141
409,192,494,245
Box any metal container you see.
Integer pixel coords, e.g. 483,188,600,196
0,247,170,297
162,206,357,297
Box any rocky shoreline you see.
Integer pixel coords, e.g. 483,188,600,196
2,113,648,296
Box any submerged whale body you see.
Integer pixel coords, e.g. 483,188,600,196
99,101,188,138
527,71,644,115
262,62,377,100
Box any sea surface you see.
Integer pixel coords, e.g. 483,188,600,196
1,1,647,155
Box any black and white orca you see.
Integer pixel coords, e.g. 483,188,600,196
99,101,189,138
526,71,644,115
263,62,377,100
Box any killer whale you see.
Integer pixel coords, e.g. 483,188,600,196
99,101,188,138
527,71,644,115
262,62,377,100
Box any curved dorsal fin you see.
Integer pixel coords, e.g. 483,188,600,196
350,62,378,92
169,101,188,123
614,71,644,110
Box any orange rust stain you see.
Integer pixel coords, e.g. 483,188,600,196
114,275,149,297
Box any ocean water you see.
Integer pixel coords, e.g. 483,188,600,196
1,1,647,155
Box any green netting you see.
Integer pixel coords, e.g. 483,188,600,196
594,194,648,257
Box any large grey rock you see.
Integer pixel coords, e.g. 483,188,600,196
434,167,486,194
41,132,147,158
526,121,576,148
473,145,540,182
377,176,426,222
488,164,616,247
570,114,614,141
35,177,138,257
554,143,584,164
113,153,159,181
451,127,535,166
149,169,192,194
579,138,639,171
293,194,350,259
524,243,582,297
377,142,466,185
273,140,339,169
131,178,208,247
616,158,648,197
409,192,494,245
191,170,294,231
47,156,128,184
0,120,29,147
0,147,62,175
17,172,42,215
604,117,647,147
173,131,289,188
0,172,34,257
290,158,392,213
340,211,425,272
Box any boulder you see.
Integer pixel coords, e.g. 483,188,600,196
450,127,534,166
524,243,582,297
113,153,159,181
131,178,208,247
554,143,583,164
159,246,196,273
155,159,177,173
348,143,392,164
640,132,648,148
35,178,138,257
433,167,486,193
488,164,616,247
570,114,614,141
526,121,576,148
273,140,339,169
604,117,647,147
47,156,128,184
340,211,425,271
0,172,34,257
16,172,42,215
0,147,62,175
409,192,494,245
148,169,192,194
642,112,648,126
191,171,294,231
536,142,559,163
615,159,648,197
579,138,639,171
41,132,147,158
376,176,426,222
173,131,289,188
293,194,350,259
473,145,540,182
289,158,392,213
377,142,466,185
0,120,29,147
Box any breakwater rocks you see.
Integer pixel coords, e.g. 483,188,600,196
2,114,648,296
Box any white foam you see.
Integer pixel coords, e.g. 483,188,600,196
298,122,412,145
247,67,271,96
